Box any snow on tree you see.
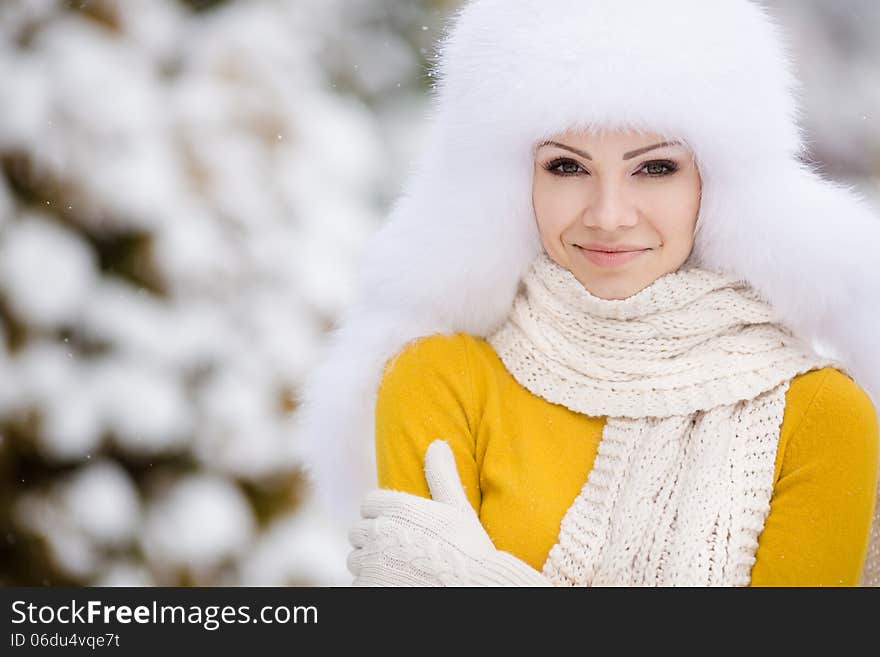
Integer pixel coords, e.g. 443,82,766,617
0,0,450,586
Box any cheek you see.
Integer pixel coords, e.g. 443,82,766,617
677,167,703,219
533,179,583,240
533,206,573,251
651,180,701,242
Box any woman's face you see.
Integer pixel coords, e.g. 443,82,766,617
532,128,702,300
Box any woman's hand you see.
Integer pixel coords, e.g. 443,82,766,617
347,439,551,586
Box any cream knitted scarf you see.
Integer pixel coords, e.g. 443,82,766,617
485,251,843,586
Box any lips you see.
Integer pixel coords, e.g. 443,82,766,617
575,244,650,267
578,243,649,253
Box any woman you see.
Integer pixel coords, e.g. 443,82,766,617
293,0,880,586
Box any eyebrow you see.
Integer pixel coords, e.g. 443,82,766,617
537,140,682,160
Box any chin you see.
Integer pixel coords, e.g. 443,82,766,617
591,286,637,301
576,271,651,300
575,277,628,300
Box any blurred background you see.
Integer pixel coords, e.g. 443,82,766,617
0,0,877,587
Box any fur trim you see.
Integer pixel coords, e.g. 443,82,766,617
292,0,880,541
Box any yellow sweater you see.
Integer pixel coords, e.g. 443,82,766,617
374,332,880,586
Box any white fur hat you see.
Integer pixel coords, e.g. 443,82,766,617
292,0,880,539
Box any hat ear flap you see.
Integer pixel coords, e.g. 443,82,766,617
291,143,542,528
694,160,880,406
291,307,438,528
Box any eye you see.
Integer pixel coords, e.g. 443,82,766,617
542,157,679,178
541,157,586,176
638,160,679,177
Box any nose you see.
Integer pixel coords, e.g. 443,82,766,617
580,180,640,231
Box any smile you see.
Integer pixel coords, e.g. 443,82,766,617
575,245,651,267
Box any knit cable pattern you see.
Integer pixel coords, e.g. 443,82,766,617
488,252,845,419
486,251,843,586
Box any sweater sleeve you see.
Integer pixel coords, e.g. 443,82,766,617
374,333,482,515
750,368,880,586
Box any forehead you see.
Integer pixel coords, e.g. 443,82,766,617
546,127,685,149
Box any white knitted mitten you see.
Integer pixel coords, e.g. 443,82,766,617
347,439,551,586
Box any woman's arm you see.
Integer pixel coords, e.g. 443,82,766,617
374,332,482,514
350,439,551,586
750,368,880,586
358,333,550,585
